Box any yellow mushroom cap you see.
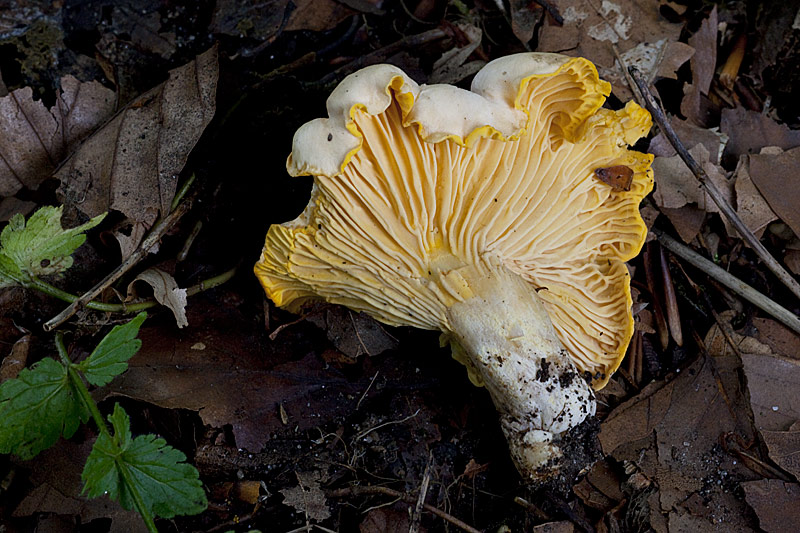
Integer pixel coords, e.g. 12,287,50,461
256,53,654,388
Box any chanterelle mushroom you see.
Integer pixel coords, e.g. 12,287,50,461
255,53,653,480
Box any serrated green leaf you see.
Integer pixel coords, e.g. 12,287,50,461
78,312,147,386
0,358,88,459
0,206,106,282
82,404,207,519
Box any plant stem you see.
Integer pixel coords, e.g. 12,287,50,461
115,461,159,533
29,266,237,316
55,334,160,533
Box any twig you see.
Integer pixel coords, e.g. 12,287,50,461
643,242,669,349
356,371,379,410
659,245,683,346
653,228,800,335
326,485,481,533
44,193,196,331
318,29,448,86
410,451,435,533
629,67,800,301
354,409,420,441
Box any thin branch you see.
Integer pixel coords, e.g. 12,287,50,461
326,485,481,533
44,193,196,331
653,228,800,335
629,66,800,301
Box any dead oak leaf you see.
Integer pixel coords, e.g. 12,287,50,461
56,45,218,235
0,75,116,196
280,472,331,522
127,268,188,328
537,0,682,97
742,479,800,533
761,421,800,481
748,146,800,239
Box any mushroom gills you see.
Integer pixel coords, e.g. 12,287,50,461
442,256,596,479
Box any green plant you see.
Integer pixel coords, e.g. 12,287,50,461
0,206,207,531
0,313,208,531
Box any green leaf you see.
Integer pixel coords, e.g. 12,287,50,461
82,404,207,519
78,312,147,386
0,358,88,459
0,206,106,284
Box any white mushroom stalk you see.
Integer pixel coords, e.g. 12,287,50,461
256,53,654,480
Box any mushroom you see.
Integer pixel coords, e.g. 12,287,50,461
255,53,653,480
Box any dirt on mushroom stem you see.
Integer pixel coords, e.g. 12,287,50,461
441,256,600,481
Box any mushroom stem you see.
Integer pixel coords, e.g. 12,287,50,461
442,260,596,479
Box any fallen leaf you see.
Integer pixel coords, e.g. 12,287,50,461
306,305,399,360
785,250,800,276
761,421,800,480
0,197,37,222
509,0,541,45
12,439,147,533
429,24,484,85
603,40,694,100
280,471,330,522
0,75,116,196
741,352,800,432
359,507,412,533
127,268,188,328
56,45,218,236
720,107,800,164
211,0,290,40
285,0,356,33
748,146,800,239
680,7,717,127
659,205,706,243
600,354,757,529
652,144,732,213
751,318,800,360
0,333,29,383
648,116,725,164
537,0,682,97
742,479,800,533
729,156,778,239
100,302,362,452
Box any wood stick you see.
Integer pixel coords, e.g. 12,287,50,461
653,228,800,335
44,194,195,331
629,67,800,301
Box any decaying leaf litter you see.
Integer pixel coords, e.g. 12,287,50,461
0,0,799,531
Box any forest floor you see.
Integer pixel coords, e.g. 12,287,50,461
1,1,800,532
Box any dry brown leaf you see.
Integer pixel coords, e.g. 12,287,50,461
537,0,682,97
599,354,757,529
12,439,147,533
509,0,541,45
720,107,800,163
742,479,800,533
748,146,800,239
99,304,364,452
57,45,218,234
730,156,778,239
741,352,800,432
0,196,36,222
285,0,356,33
680,7,717,127
603,40,694,100
127,268,188,328
648,116,724,163
280,472,331,522
761,422,800,481
429,24,484,85
359,507,412,533
0,75,115,196
751,318,800,360
0,334,29,384
785,250,800,276
652,144,732,214
306,305,399,360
